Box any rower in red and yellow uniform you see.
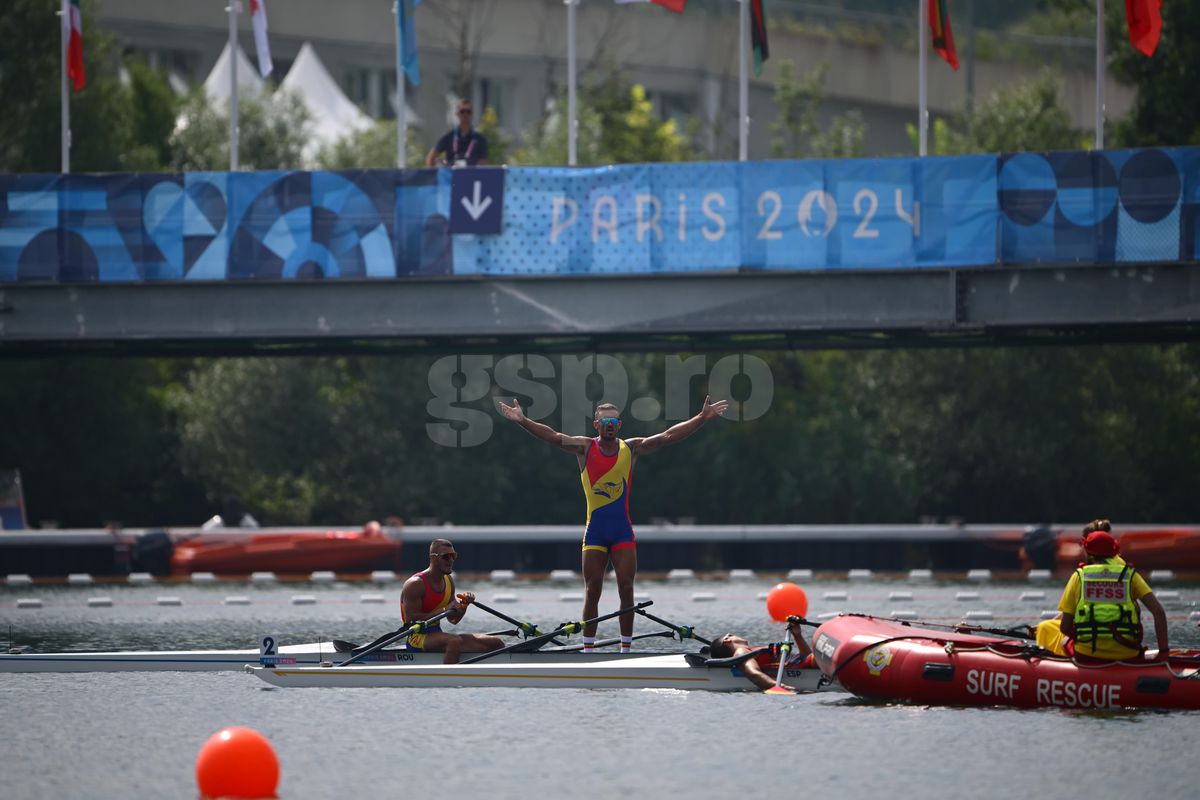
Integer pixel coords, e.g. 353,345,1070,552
400,538,505,664
707,618,814,692
500,396,729,653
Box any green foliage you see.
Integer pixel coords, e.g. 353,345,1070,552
0,0,177,172
1109,1,1200,146
0,358,206,527
169,89,311,171
909,71,1086,155
317,121,426,169
475,106,512,166
515,76,695,166
769,61,866,159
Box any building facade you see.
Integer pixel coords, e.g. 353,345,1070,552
96,0,1132,160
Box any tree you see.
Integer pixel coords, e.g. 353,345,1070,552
0,0,177,172
426,0,499,101
169,89,311,171
912,70,1086,155
0,358,207,527
769,61,866,159
317,121,426,169
1108,2,1200,146
515,76,696,166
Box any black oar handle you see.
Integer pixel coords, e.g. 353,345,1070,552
337,608,453,667
634,607,711,645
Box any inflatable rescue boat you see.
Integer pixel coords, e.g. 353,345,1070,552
812,614,1200,710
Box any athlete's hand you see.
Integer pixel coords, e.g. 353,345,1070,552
498,398,527,423
700,396,730,420
456,592,475,607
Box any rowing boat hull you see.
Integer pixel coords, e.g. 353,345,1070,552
249,654,832,692
813,614,1200,710
0,643,667,674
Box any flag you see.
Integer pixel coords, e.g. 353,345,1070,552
928,0,959,71
399,0,421,86
614,0,687,11
63,0,84,91
1124,0,1163,57
750,0,768,76
249,0,272,77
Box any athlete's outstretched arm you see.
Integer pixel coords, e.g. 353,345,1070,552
498,398,590,453
627,396,729,456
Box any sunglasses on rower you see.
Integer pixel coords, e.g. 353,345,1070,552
433,551,458,561
598,417,621,426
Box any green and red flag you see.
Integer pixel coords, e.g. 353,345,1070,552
1124,0,1163,57
63,0,84,91
928,0,958,71
750,0,768,76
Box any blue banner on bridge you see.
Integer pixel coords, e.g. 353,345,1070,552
1,148,1197,282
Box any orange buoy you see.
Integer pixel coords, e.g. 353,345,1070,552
195,726,279,799
766,582,808,622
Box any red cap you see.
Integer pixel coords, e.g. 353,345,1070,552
1081,530,1120,557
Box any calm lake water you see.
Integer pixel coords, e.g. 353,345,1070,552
2,577,1198,799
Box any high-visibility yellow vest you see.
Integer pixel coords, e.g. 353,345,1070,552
1072,560,1141,649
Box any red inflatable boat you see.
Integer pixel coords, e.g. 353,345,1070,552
170,523,402,576
812,614,1200,710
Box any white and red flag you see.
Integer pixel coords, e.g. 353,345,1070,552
63,0,84,91
250,0,273,77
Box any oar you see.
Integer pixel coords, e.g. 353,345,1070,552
469,598,565,645
633,607,711,645
461,600,654,664
337,608,454,667
765,626,797,695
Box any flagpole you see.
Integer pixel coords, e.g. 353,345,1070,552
60,2,70,174
567,0,578,166
738,0,748,161
1095,0,1105,150
228,2,239,171
918,0,928,156
395,1,406,167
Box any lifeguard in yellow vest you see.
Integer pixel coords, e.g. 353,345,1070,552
500,396,729,653
1035,519,1170,661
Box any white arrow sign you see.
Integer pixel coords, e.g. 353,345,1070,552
460,181,493,220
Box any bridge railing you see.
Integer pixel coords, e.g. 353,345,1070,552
1,148,1196,283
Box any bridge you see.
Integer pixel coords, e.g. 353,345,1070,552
2,149,1198,356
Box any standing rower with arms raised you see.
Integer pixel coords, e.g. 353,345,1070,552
499,396,729,653
401,539,504,664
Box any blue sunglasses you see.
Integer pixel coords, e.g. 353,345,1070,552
598,417,621,426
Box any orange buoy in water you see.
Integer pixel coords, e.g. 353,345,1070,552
766,582,808,622
195,726,279,799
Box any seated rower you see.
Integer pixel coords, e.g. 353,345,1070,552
401,538,505,664
706,617,813,692
1035,519,1169,661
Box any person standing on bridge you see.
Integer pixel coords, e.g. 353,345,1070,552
498,397,729,653
400,538,505,663
425,98,489,167
1035,519,1169,661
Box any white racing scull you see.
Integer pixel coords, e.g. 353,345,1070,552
248,653,832,692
